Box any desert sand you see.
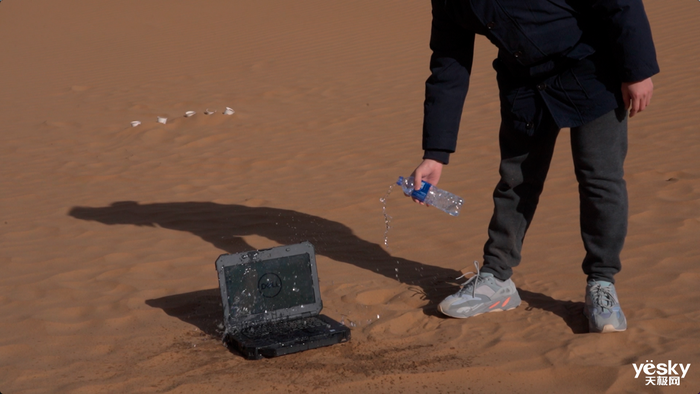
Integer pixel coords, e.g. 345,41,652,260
1,0,699,393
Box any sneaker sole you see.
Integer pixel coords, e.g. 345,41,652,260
595,324,626,333
438,303,520,319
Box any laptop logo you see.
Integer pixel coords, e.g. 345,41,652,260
258,273,282,298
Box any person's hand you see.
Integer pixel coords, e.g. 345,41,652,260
621,77,654,118
409,159,444,205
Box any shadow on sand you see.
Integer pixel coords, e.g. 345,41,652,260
69,201,588,334
518,289,588,334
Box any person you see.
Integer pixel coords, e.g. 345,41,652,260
408,0,659,333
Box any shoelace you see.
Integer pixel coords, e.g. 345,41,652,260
590,283,616,311
455,260,481,297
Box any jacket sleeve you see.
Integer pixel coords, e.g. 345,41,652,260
592,0,660,82
422,0,475,165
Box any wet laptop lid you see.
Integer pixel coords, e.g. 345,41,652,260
216,242,322,332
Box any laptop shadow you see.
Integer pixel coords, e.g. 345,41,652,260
69,201,462,316
145,288,224,337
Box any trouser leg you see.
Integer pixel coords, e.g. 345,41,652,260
571,108,628,284
481,117,560,281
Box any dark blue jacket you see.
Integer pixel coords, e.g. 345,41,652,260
422,0,660,164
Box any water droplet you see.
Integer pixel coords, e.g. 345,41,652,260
292,287,299,292
377,314,380,319
380,183,395,248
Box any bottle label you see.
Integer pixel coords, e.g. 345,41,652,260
410,181,431,202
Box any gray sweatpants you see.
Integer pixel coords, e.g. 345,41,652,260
482,107,628,283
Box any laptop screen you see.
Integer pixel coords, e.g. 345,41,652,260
223,253,316,318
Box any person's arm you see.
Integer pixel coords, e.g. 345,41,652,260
412,0,474,201
592,0,659,116
422,0,475,167
592,0,659,82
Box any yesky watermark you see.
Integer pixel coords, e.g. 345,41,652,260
633,360,691,386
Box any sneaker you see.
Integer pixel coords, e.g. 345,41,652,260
438,262,521,319
584,280,627,333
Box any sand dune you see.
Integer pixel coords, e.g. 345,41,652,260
1,0,699,392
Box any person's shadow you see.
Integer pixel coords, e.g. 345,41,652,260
68,201,588,335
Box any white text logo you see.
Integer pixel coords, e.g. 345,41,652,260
633,360,690,386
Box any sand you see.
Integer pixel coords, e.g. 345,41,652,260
1,0,699,392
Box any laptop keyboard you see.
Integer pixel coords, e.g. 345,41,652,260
240,317,329,340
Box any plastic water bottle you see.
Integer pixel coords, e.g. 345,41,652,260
397,176,464,217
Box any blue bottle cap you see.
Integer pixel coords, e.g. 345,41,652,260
411,181,431,202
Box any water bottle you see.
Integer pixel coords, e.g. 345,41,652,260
397,176,464,217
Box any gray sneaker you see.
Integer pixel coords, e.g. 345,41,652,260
438,262,521,319
584,280,627,333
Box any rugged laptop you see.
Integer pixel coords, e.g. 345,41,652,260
215,242,351,359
